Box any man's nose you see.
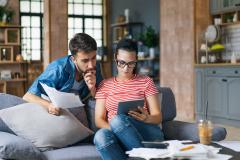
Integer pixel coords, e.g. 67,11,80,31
88,60,95,68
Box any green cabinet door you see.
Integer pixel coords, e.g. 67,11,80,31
227,77,240,120
195,68,205,115
206,76,228,118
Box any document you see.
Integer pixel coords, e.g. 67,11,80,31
40,83,84,109
126,140,232,160
216,141,240,152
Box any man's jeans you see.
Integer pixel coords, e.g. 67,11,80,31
94,115,164,160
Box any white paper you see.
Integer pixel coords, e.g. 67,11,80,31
126,148,170,160
126,140,232,160
216,141,240,152
40,83,84,108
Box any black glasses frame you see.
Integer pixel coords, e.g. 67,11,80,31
115,59,137,68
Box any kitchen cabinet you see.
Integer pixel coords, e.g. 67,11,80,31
227,77,240,120
195,66,240,127
221,0,240,12
210,0,222,14
210,0,240,15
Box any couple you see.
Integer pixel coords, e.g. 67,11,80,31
23,33,164,160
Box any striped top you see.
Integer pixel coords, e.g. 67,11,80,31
95,74,159,122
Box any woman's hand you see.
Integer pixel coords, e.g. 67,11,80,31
48,103,60,116
128,107,149,122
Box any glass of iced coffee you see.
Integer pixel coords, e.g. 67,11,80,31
198,120,212,145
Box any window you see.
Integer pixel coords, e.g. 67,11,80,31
68,0,103,50
20,0,44,61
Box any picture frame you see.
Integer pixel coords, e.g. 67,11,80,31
0,46,13,61
5,28,20,45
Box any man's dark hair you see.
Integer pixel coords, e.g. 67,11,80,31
115,38,138,56
69,33,97,55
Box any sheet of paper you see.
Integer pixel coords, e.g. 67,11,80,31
216,141,240,152
126,140,232,160
126,148,170,160
40,83,84,109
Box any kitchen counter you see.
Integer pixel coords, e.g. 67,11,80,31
195,63,240,67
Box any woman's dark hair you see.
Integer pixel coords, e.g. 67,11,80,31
115,38,138,73
69,33,97,55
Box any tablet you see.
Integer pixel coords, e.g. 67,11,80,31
141,141,169,149
117,99,144,115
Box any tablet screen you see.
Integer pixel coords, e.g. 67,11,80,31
117,99,144,115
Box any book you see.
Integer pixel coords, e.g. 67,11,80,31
40,82,84,109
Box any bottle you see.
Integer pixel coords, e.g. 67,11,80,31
2,49,6,61
124,8,130,23
231,52,237,64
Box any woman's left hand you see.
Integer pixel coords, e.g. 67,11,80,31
128,107,149,122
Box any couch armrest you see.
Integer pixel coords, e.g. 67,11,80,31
162,120,227,141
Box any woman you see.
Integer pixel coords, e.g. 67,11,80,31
94,38,164,160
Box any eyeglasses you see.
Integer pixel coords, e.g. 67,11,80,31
116,60,137,68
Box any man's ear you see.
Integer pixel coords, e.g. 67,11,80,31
71,55,77,63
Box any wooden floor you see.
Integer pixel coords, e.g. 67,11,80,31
217,124,240,141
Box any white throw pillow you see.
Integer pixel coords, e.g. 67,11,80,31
0,103,93,151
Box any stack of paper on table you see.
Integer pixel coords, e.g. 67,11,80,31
215,141,240,152
40,83,84,109
126,140,232,160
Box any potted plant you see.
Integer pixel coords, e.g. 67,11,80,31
139,25,159,58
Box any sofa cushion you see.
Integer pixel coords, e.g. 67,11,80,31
0,132,43,160
0,93,26,134
43,144,101,160
0,93,26,109
68,107,89,128
0,103,93,151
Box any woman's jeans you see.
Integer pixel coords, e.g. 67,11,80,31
94,115,164,160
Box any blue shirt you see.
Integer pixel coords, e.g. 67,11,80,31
28,55,103,101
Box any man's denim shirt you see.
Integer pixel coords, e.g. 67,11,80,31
28,55,103,101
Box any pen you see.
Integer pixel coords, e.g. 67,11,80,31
180,145,194,151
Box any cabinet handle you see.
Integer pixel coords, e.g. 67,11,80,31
212,71,216,74
222,79,227,82
235,70,238,74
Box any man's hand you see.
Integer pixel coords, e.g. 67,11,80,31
48,103,60,116
83,69,96,96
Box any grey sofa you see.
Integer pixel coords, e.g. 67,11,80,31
0,87,227,160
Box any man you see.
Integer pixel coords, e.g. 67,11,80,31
23,33,103,116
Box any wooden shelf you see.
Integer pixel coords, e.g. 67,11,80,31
0,61,28,64
0,25,22,28
0,78,27,82
0,43,21,46
111,22,143,28
138,57,159,61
